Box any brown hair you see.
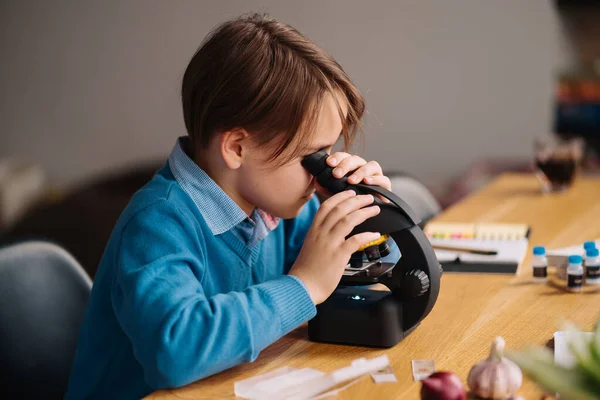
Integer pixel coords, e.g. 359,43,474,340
181,13,365,165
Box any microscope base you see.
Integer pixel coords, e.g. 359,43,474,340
307,287,419,348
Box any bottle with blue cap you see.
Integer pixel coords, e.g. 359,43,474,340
567,254,584,292
532,246,547,283
584,241,597,251
585,247,600,285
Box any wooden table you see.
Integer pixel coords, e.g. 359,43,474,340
146,173,600,399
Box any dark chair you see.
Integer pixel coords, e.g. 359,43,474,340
387,172,442,225
1,162,162,279
0,241,92,399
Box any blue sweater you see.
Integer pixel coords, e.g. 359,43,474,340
65,162,318,399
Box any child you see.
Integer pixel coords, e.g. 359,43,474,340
66,13,398,399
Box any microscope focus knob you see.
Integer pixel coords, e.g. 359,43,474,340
401,269,430,298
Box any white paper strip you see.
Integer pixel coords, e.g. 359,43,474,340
234,354,390,399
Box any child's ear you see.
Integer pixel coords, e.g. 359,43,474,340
220,128,250,170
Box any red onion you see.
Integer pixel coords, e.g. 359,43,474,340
420,371,467,400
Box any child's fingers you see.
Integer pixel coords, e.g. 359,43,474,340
326,152,350,167
314,190,357,227
347,161,383,184
346,163,380,184
321,194,374,232
330,204,381,239
363,175,392,191
342,231,383,255
362,175,392,203
347,169,365,184
332,155,366,178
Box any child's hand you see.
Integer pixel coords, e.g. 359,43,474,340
289,190,381,305
315,152,392,197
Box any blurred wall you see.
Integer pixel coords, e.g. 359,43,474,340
0,0,564,192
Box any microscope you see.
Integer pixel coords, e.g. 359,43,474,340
302,150,442,348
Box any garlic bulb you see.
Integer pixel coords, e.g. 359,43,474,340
467,337,522,399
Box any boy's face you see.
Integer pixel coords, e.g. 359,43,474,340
238,92,347,219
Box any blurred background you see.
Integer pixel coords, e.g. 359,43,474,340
1,0,599,279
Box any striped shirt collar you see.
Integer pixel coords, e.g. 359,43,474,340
168,137,280,239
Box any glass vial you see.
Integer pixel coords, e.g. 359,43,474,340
532,246,548,283
567,255,584,292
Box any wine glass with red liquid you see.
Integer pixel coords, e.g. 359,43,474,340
534,137,583,193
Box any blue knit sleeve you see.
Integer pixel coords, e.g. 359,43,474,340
111,200,315,389
283,194,320,273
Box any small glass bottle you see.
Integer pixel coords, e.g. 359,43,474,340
532,246,547,283
567,255,584,292
585,248,600,285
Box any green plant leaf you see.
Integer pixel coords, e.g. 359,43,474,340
592,322,600,369
562,322,600,384
506,347,600,400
